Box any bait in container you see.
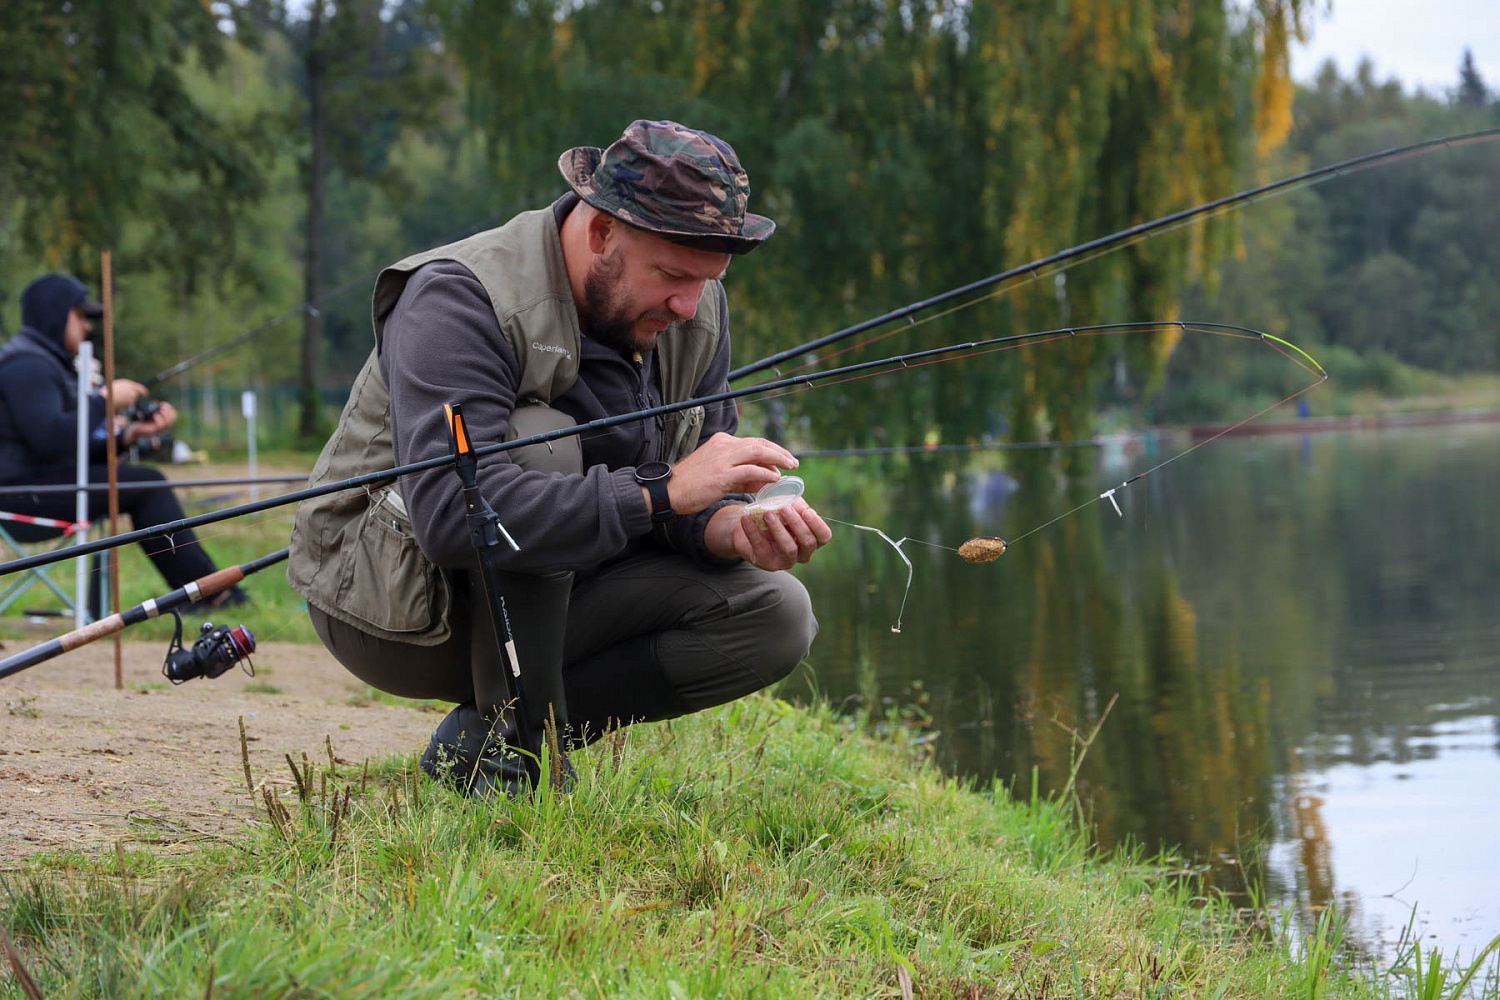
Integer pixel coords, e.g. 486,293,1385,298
744,475,805,528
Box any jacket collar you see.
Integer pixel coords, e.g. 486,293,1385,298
4,325,76,368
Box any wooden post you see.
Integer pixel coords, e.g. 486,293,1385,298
102,250,123,691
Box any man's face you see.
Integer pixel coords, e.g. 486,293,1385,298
580,224,730,355
63,306,92,354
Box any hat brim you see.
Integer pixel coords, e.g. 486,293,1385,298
559,147,774,255
79,299,104,318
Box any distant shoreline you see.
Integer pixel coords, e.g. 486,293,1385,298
1185,407,1500,440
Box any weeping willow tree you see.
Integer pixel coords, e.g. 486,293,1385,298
433,0,1304,450
0,0,267,296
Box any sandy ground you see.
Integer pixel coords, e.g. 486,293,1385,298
0,633,437,863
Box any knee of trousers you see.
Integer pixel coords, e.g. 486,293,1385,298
748,571,819,685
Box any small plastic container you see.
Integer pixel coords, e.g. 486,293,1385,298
744,475,805,528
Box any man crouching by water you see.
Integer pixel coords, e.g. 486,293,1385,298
288,120,831,796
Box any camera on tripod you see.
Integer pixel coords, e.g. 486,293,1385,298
162,617,257,683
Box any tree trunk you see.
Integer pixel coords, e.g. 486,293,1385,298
298,0,328,441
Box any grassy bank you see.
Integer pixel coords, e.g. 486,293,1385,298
5,696,1494,999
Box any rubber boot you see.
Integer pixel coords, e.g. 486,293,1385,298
420,702,533,798
561,634,692,747
422,569,575,797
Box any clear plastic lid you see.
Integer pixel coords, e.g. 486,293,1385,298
751,475,805,511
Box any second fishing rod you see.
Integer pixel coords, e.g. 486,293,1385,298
124,129,1496,399
727,128,1500,383
0,321,1320,578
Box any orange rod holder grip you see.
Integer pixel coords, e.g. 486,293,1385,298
445,404,472,457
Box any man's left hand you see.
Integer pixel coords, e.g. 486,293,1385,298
123,401,177,445
706,499,832,570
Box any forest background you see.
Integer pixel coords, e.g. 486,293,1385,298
1,0,1497,457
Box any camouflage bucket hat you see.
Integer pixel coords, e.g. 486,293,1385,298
558,119,775,255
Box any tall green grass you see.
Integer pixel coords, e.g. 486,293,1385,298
5,697,1496,998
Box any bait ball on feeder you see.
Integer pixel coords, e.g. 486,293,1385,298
958,536,1008,563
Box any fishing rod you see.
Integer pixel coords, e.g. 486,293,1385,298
825,359,1332,634
141,199,548,390
445,402,541,786
0,474,312,496
729,128,1500,382
0,321,1325,579
141,274,375,391
0,548,286,680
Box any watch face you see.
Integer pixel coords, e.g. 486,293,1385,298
636,461,671,482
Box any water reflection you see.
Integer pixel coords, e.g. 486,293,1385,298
787,423,1500,963
1273,713,1500,958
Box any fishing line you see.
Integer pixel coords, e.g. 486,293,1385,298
0,474,316,497
19,132,1486,656
730,128,1500,383
142,197,553,389
1004,378,1325,547
744,323,1314,412
820,516,958,633
744,205,1294,383
796,440,1102,458
807,327,1328,632
745,219,1340,387
0,321,1325,581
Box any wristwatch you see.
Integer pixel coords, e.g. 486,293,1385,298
634,461,675,523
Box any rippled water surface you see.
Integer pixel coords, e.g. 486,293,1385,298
789,421,1500,964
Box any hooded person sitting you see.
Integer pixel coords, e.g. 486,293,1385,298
0,272,246,611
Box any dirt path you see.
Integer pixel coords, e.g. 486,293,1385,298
0,636,437,862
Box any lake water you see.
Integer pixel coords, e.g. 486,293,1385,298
788,420,1500,967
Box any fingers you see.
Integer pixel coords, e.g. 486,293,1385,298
741,517,792,570
736,501,833,570
109,380,146,407
788,499,832,548
740,438,798,472
705,431,798,471
673,433,802,513
772,501,831,564
726,462,784,494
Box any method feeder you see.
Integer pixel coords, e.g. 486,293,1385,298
0,321,1326,584
6,130,1478,668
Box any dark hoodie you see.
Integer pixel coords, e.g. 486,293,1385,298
0,274,109,482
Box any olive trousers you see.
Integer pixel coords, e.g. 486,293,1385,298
309,404,816,745
310,553,816,744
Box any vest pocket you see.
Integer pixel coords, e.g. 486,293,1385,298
663,405,706,464
336,492,447,635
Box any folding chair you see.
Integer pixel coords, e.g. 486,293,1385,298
0,511,107,621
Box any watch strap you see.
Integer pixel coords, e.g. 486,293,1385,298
644,475,674,522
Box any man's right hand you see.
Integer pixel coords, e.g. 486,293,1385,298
665,431,798,514
108,379,149,410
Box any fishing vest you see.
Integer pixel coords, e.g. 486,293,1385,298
287,205,724,645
